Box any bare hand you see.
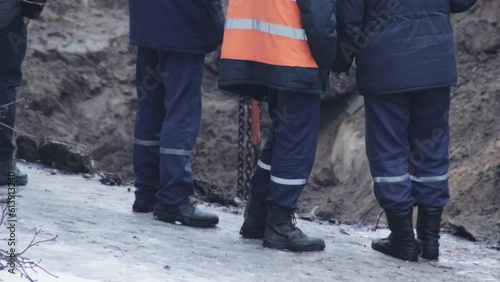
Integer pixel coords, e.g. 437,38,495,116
22,17,30,25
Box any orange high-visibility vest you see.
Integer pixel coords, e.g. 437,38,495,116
221,0,318,69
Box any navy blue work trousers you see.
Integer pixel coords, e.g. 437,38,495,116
364,87,451,212
133,47,204,207
0,18,27,161
250,89,321,210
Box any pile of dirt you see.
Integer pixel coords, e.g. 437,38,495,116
14,0,499,246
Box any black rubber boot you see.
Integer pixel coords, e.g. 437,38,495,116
371,209,419,261
240,195,267,239
0,159,28,186
132,198,156,213
154,201,219,228
417,206,443,260
263,205,325,252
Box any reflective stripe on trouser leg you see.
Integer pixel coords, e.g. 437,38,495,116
408,87,451,207
267,89,320,210
156,51,205,207
364,93,415,212
133,47,165,200
249,94,277,202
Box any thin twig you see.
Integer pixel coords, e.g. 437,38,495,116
0,120,39,139
0,97,30,109
135,235,152,251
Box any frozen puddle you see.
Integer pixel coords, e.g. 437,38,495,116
1,163,499,282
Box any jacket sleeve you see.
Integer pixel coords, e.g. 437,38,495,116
296,0,337,68
20,0,47,19
331,0,365,73
450,0,477,13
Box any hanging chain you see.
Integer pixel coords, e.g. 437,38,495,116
237,96,246,199
244,98,253,201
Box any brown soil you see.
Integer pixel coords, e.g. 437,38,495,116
14,0,499,247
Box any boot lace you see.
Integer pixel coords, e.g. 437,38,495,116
291,213,304,233
372,210,385,231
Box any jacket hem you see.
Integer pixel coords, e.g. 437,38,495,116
129,39,216,55
359,82,457,96
218,80,327,96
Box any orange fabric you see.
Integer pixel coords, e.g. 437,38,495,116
227,0,303,28
221,0,318,68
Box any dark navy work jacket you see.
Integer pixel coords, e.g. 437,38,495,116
333,0,477,95
218,0,337,100
129,0,225,54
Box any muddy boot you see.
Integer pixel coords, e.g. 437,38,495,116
371,209,419,261
239,195,267,239
0,159,28,186
263,205,325,252
417,206,443,260
154,201,219,228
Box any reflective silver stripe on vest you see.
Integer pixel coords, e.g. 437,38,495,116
160,148,191,156
410,173,449,183
373,173,410,183
271,175,307,186
225,18,308,41
257,160,271,171
134,138,161,146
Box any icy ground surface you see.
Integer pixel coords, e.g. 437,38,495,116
1,163,499,282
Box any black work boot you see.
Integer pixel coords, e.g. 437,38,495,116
417,206,443,260
371,209,419,261
263,205,325,252
0,159,28,186
132,198,156,213
239,195,267,239
154,201,219,228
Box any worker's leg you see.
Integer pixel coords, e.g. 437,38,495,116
132,47,165,212
409,87,451,260
0,18,28,185
263,90,325,252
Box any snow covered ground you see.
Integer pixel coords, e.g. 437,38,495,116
1,163,499,282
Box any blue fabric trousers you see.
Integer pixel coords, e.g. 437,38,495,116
133,47,204,207
364,87,451,213
0,18,26,161
249,89,321,210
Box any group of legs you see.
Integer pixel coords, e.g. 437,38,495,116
132,48,450,259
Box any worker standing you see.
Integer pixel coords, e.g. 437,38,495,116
0,0,47,186
218,0,337,251
129,0,224,227
333,0,477,261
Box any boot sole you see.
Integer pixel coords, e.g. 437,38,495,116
371,241,418,262
0,176,28,186
239,228,265,239
417,239,439,259
132,200,156,213
132,205,155,213
263,240,325,252
154,212,218,228
419,246,439,260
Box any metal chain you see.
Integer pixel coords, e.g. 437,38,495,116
237,96,246,199
244,98,253,201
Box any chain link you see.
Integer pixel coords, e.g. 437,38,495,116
237,96,246,199
244,98,253,201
